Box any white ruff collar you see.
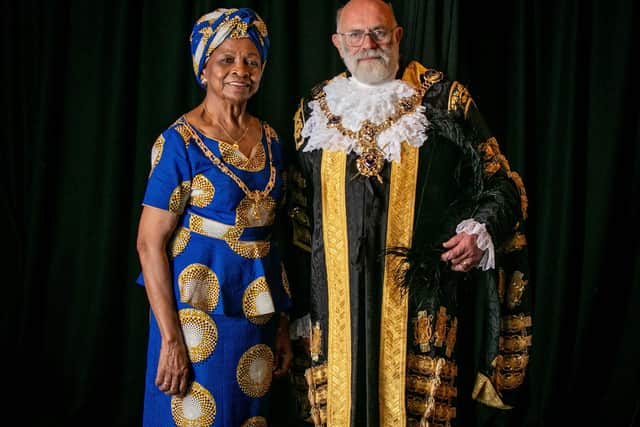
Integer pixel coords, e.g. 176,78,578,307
301,76,429,162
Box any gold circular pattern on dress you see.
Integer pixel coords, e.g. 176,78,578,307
150,134,164,176
170,227,191,258
219,139,266,172
178,264,220,312
171,381,216,426
281,263,292,298
169,181,192,213
178,308,218,363
241,416,268,427
237,344,274,397
190,174,215,207
242,277,274,325
223,226,271,259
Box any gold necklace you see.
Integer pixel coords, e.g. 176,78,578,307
180,117,276,203
316,74,437,183
202,104,249,149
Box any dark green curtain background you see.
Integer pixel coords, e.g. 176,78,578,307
12,0,638,425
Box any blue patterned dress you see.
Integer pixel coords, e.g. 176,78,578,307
137,116,291,427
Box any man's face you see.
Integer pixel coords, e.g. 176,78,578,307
332,0,403,84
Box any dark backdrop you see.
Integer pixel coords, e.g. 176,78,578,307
10,0,638,426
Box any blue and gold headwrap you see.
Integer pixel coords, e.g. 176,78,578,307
190,8,270,89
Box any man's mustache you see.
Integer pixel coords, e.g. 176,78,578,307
355,48,390,64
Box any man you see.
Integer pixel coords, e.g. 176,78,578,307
286,1,532,426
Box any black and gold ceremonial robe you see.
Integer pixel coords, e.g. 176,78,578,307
285,61,532,427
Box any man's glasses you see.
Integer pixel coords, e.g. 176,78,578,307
336,27,397,47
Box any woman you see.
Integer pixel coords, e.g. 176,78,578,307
136,8,292,426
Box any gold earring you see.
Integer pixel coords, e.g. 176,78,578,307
202,77,208,86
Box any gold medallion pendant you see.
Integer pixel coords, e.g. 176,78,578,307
355,146,385,183
237,193,276,227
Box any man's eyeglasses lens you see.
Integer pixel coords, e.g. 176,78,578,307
341,28,393,46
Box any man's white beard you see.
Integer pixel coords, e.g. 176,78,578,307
342,44,399,84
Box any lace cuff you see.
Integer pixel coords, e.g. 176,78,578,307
289,313,311,339
456,219,495,270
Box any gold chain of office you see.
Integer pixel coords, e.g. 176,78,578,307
316,75,435,182
180,117,276,201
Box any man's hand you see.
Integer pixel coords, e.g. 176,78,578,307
156,339,191,396
441,232,484,272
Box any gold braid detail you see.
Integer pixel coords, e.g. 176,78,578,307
478,137,528,219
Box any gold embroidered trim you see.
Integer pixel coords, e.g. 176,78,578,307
433,306,448,348
506,270,528,309
309,384,328,406
294,98,306,150
471,372,513,409
171,381,216,426
406,352,458,425
499,232,527,253
406,397,456,422
447,81,474,118
310,321,323,362
306,363,328,384
321,150,351,426
496,370,526,391
413,307,458,358
406,375,457,400
501,314,532,333
499,334,532,353
379,139,419,426
407,354,458,379
413,310,433,353
305,363,328,427
496,353,530,372
478,137,528,219
445,317,458,358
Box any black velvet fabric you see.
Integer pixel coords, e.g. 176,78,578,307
289,62,528,426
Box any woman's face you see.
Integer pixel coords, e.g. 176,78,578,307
201,37,263,104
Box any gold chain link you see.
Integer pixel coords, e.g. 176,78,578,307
180,117,276,201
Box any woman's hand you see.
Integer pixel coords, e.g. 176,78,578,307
273,314,293,379
155,339,191,396
441,232,484,272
